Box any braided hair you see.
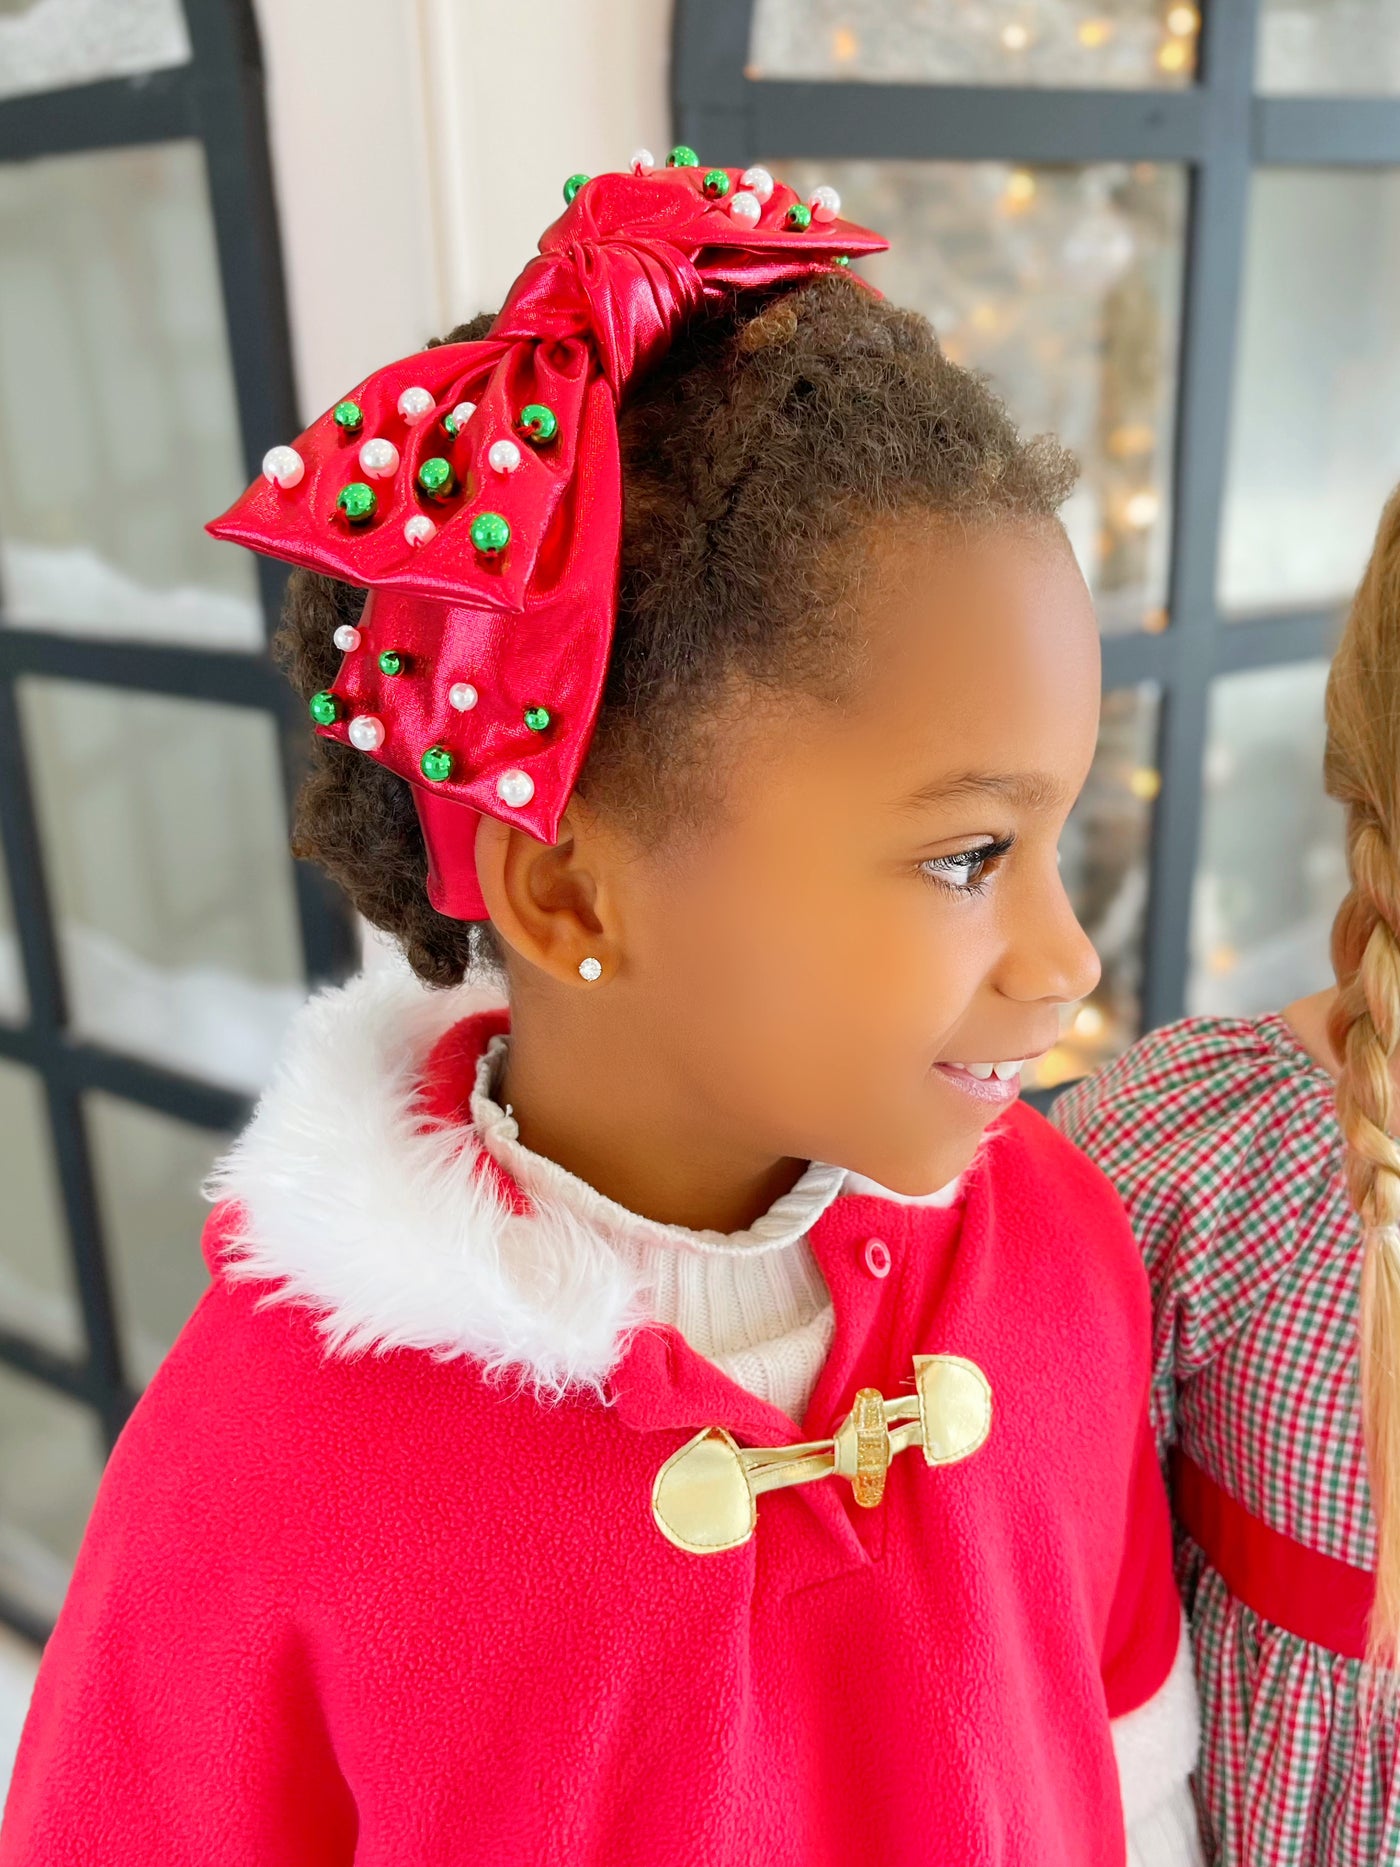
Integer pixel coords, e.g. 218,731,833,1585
1325,483,1400,1667
273,273,1077,985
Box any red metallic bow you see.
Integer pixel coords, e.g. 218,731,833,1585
207,163,888,920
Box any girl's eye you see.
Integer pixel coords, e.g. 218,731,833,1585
919,835,1015,897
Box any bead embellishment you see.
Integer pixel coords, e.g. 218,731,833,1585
262,445,304,488
333,399,363,434
348,714,385,752
702,168,730,199
470,511,511,556
309,691,339,726
420,745,453,783
524,705,552,733
336,482,376,523
444,401,476,437
808,185,841,222
729,191,761,226
785,202,813,231
358,438,399,479
516,403,558,445
332,624,361,652
651,1354,993,1554
416,455,456,500
397,386,435,423
667,144,699,168
377,650,404,677
740,166,773,202
630,147,655,174
563,172,590,204
487,438,522,474
497,769,535,808
404,514,436,547
448,682,479,712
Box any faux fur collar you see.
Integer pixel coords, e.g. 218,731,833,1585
204,968,654,1399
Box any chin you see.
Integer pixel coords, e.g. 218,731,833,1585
842,1130,986,1200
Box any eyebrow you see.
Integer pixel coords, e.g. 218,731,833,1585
898,770,1072,813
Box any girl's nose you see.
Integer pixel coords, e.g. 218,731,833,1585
996,871,1101,1008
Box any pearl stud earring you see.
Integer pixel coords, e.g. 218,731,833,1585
578,957,603,983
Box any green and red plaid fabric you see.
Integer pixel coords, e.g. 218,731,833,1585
1054,1014,1398,1865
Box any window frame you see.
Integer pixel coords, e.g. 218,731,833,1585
673,0,1389,1051
0,0,356,1643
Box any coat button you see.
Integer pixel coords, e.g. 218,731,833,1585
862,1237,892,1279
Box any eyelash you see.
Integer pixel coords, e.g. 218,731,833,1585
919,834,1017,898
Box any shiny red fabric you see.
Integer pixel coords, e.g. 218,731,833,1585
207,167,888,919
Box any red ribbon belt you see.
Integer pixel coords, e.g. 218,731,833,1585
1172,1446,1374,1661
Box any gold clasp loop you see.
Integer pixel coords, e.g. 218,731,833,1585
651,1353,992,1554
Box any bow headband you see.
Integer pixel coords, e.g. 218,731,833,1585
208,154,888,920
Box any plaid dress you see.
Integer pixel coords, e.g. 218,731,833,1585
1052,1014,1399,1865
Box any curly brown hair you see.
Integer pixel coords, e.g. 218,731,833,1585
274,273,1077,987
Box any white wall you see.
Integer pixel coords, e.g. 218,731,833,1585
254,0,672,425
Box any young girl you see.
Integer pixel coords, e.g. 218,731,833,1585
0,158,1196,1864
1053,489,1400,1861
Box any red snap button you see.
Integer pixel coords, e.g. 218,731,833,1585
862,1237,892,1279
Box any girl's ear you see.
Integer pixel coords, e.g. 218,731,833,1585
474,801,615,985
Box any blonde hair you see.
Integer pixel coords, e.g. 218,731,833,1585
1324,483,1400,1667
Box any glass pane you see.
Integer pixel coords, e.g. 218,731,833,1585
1188,661,1348,1017
1221,170,1400,615
0,1365,103,1624
0,0,189,101
0,142,262,649
0,1061,82,1359
750,0,1200,85
777,159,1186,634
19,677,306,1094
1257,0,1400,95
0,856,22,1022
1031,685,1159,1090
86,1095,224,1390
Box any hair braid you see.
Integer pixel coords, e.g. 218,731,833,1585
1324,483,1400,1666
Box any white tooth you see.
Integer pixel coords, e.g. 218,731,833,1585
992,1059,1025,1081
966,1063,995,1080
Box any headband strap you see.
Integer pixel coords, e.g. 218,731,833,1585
208,160,887,919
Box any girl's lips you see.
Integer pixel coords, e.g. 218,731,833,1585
932,1062,1024,1106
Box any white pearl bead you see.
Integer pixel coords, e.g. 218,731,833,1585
403,515,437,547
630,147,656,175
808,185,841,222
497,769,535,809
448,682,479,712
332,624,361,652
348,714,385,752
397,386,435,423
487,438,522,474
728,190,762,227
740,166,774,203
449,400,476,431
358,437,399,479
261,445,304,489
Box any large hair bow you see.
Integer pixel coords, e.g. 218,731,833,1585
207,156,888,920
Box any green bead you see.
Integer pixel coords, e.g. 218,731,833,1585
420,745,453,783
785,202,813,231
834,254,851,267
416,455,456,500
702,168,731,199
336,481,377,523
516,402,558,445
563,172,590,205
309,690,340,726
470,510,511,556
333,399,363,434
524,706,552,734
667,145,699,168
377,650,404,677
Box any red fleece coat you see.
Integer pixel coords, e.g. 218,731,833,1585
0,1004,1178,1865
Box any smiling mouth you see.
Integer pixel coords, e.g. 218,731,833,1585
932,1056,1042,1105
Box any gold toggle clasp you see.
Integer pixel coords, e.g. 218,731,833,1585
651,1354,993,1555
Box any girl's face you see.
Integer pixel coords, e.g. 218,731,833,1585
613,517,1103,1196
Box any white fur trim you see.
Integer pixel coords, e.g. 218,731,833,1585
202,969,653,1399
1113,1613,1203,1854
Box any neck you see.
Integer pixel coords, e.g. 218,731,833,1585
498,991,807,1236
